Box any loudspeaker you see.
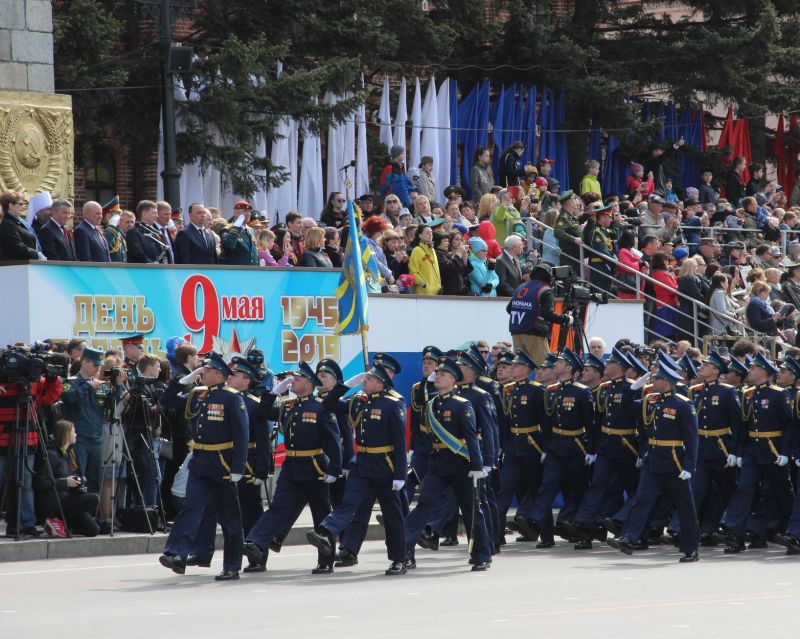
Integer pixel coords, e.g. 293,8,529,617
167,46,194,74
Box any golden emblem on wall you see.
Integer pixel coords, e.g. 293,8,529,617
0,91,74,200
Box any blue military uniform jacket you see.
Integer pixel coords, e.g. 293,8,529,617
501,380,546,457
475,375,503,462
160,380,249,477
427,392,484,475
243,393,272,481
640,390,698,475
688,380,741,463
595,377,640,460
455,382,497,466
319,384,355,468
350,390,407,480
543,380,594,457
410,379,436,454
61,375,115,443
789,387,800,461
740,383,792,463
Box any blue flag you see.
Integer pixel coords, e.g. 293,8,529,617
335,199,376,335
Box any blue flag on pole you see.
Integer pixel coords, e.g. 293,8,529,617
335,199,375,334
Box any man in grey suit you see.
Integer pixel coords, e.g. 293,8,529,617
495,234,529,297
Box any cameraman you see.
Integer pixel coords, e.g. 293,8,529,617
123,354,166,508
506,263,572,365
34,419,99,537
0,353,62,537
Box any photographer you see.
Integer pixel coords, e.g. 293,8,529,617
507,263,573,365
34,420,99,537
0,351,63,537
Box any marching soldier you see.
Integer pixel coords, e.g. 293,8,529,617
306,364,408,575
405,357,492,571
775,356,800,555
608,360,700,562
719,352,795,553
407,346,442,502
243,362,342,574
158,353,249,580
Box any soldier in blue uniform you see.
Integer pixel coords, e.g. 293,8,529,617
566,347,640,547
158,353,249,580
404,357,492,571
719,352,795,553
496,350,553,547
243,362,342,574
407,346,442,504
306,364,408,575
608,361,700,562
774,356,800,555
665,350,740,546
526,347,594,544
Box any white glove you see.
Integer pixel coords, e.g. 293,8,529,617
342,469,350,478
344,372,368,388
776,455,789,467
323,474,337,483
725,454,738,468
564,313,574,327
467,469,488,480
230,473,243,483
392,479,405,491
636,457,642,468
678,470,691,480
585,454,597,465
37,251,47,261
736,457,743,468
630,372,651,391
179,368,203,385
271,377,294,395
233,214,245,228
541,452,547,463
253,478,264,486
427,371,437,383
482,466,493,474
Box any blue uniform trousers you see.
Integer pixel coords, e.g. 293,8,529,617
406,472,492,563
668,462,737,535
321,469,406,562
529,453,587,527
164,472,243,572
788,466,800,536
338,487,410,556
496,454,541,522
621,468,699,554
722,455,794,540
575,455,638,528
73,440,103,495
247,471,333,567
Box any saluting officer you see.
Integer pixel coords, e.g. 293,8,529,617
158,353,249,581
719,352,795,553
405,357,492,571
407,346,442,502
306,364,408,576
665,350,740,546
527,347,594,544
243,362,342,575
496,349,553,547
567,347,640,546
608,361,700,562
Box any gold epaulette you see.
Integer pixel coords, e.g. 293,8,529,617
674,394,691,403
573,382,588,390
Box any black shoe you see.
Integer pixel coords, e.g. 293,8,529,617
471,561,491,571
376,514,385,527
499,536,507,546
573,539,593,550
404,557,417,570
773,534,800,554
748,538,767,549
243,541,266,566
268,537,283,553
493,542,502,554
306,530,333,556
21,526,42,538
334,549,359,567
699,533,718,547
214,570,239,581
440,536,459,546
535,540,555,549
385,561,407,576
723,540,746,554
660,533,680,548
515,534,537,542
159,554,186,575
646,528,664,544
631,540,650,551
515,517,540,541
417,530,440,551
554,521,575,541
607,537,634,555
311,563,334,575
242,562,266,573
601,518,622,536
186,555,212,568
679,551,699,563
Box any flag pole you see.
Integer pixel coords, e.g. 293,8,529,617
344,170,370,372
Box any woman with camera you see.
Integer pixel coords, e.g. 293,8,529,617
35,420,100,537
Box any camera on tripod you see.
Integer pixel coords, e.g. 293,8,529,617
0,342,70,383
102,366,123,386
550,265,609,306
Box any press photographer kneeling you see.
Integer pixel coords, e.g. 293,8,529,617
34,419,100,537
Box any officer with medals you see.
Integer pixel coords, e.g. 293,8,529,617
243,362,342,574
608,360,700,562
665,350,740,546
566,347,640,547
496,349,553,547
158,353,249,580
407,346,442,502
719,352,795,553
306,364,408,576
405,357,492,571
527,347,594,544
774,355,800,555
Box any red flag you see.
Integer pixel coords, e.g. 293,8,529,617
717,106,734,160
774,114,786,189
787,115,798,194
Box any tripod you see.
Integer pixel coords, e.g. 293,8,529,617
0,380,68,540
556,295,591,356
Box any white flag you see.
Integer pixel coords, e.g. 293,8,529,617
393,77,408,151
356,78,370,197
436,79,451,202
409,77,422,170
326,92,345,197
298,104,324,219
420,77,438,174
378,76,393,150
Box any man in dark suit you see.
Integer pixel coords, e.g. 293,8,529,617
73,201,111,262
174,202,217,265
0,191,41,262
37,199,76,261
495,234,528,297
155,201,176,263
127,200,169,263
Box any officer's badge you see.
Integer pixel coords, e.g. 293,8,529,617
302,411,317,423
520,395,528,405
562,397,575,411
370,409,382,420
711,396,719,406
761,399,769,408
62,382,71,392
663,408,676,419
465,411,472,417
613,393,622,404
443,410,452,422
207,403,225,421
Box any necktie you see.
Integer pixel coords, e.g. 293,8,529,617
161,227,174,261
95,225,107,249
199,225,210,253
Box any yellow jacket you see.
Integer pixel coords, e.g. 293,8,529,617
409,243,441,295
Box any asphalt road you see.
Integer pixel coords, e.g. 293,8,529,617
1,538,798,638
